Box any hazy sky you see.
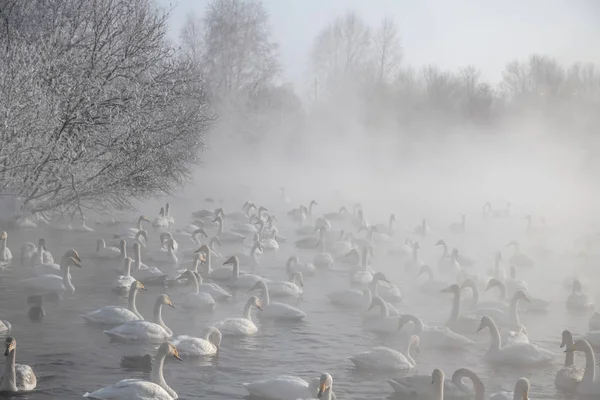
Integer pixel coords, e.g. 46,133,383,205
159,0,600,88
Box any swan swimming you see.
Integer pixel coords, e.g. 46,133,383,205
250,280,306,321
555,330,583,392
212,295,262,336
81,281,146,324
349,335,419,372
172,326,222,356
0,336,36,393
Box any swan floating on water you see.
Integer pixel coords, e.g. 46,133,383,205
573,338,600,395
84,342,181,399
112,257,136,294
172,326,222,356
20,238,53,266
349,335,419,371
397,314,474,349
0,336,36,393
566,279,594,311
177,269,216,311
212,295,262,336
243,374,335,400
250,280,306,321
19,254,81,295
82,280,146,324
555,330,583,392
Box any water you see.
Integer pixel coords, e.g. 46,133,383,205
0,200,597,400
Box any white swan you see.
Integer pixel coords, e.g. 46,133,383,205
328,287,371,309
132,242,166,283
0,231,12,261
224,255,263,289
477,316,554,366
233,241,263,268
103,294,174,342
33,248,80,277
83,342,181,399
82,281,146,324
19,255,81,295
286,255,316,277
245,373,334,400
573,338,600,395
313,233,334,269
555,330,583,392
196,247,246,282
111,229,148,250
566,279,594,311
164,202,175,226
212,295,262,336
397,314,474,349
213,215,246,243
442,284,481,335
295,226,325,249
250,280,306,321
350,335,419,372
152,207,169,229
0,337,36,393
177,270,216,311
116,215,150,238
95,238,121,259
147,238,178,266
389,368,462,400
487,276,548,313
268,271,304,298
112,257,136,294
159,232,179,251
365,296,399,333
20,238,53,266
487,252,506,281
451,368,530,400
349,246,374,286
172,326,221,357
507,240,535,268
178,267,231,301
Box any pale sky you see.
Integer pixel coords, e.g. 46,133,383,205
158,0,600,88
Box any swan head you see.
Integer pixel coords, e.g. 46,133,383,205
212,215,223,224
409,335,420,353
159,294,175,308
440,284,460,294
63,249,82,263
158,207,165,216
372,272,390,283
310,200,318,207
514,378,530,400
131,280,146,291
4,337,16,356
560,330,573,348
194,244,210,255
417,265,431,277
66,256,82,268
434,239,445,246
223,256,239,266
192,228,208,239
432,368,444,385
249,295,263,311
164,343,183,361
138,215,150,223
477,316,493,332
317,373,332,398
485,278,502,291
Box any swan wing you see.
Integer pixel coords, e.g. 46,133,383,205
262,303,306,320
243,376,310,400
81,306,140,324
104,321,170,341
213,318,257,336
172,336,216,356
15,364,36,391
84,379,174,399
491,342,555,365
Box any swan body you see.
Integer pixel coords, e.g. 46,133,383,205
112,257,136,294
95,239,121,259
84,342,180,400
328,288,370,308
478,316,554,366
442,284,481,335
268,272,304,298
172,327,221,357
213,216,246,243
212,296,262,336
555,330,583,392
104,295,174,342
574,338,600,395
0,337,36,393
350,336,419,372
82,281,145,324
389,368,465,399
224,256,264,289
243,375,326,400
177,271,216,311
251,280,306,321
398,314,474,349
566,280,594,311
19,253,81,294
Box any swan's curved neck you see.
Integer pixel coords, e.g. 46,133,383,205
454,370,485,400
0,347,17,392
439,242,448,257
243,301,255,321
485,320,502,352
2,237,7,251
124,262,131,277
374,297,389,317
232,260,240,278
361,249,368,271
449,289,461,323
216,219,224,235
250,242,260,259
137,217,144,230
434,376,444,400
258,281,270,305
564,337,575,366
465,283,479,308
151,346,176,398
134,246,141,270
128,287,143,319
153,302,171,335
188,272,200,294
509,296,522,326
369,280,380,297
403,315,425,334
580,341,596,385
61,265,75,293
405,340,416,365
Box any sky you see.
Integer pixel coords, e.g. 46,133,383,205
158,0,600,88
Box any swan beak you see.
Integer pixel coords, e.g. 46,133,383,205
143,216,150,222
138,282,147,291
4,341,14,356
167,300,175,308
317,384,328,398
257,305,263,311
199,254,206,264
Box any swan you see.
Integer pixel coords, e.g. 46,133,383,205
555,330,583,392
286,255,316,276
442,284,481,334
487,276,548,313
323,206,348,221
233,241,263,268
116,215,150,238
250,280,306,321
352,207,368,230
159,232,179,251
349,246,374,286
313,233,334,269
132,242,166,283
350,335,419,372
0,318,10,335
245,373,335,400
573,338,600,395
365,296,400,334
177,269,216,311
483,201,511,219
449,214,466,234
147,238,178,266
316,373,333,400
212,295,262,336
33,248,81,277
112,257,137,294
0,231,12,261
566,279,594,311
152,207,169,229
257,223,280,252
19,255,81,295
389,368,465,399
418,265,449,293
397,314,474,349
20,238,53,266
81,281,146,324
0,337,36,393
196,246,247,281
172,326,221,357
224,255,263,289
507,240,535,268
373,213,396,236
268,271,304,298
414,218,430,237
95,239,121,259
164,202,175,226
103,294,174,342
83,342,181,400
451,368,529,400
490,378,531,400
487,252,506,281
111,229,148,250
295,226,325,249
328,287,371,309
388,237,414,259
504,265,529,296
330,232,354,258
477,316,554,366
404,241,424,271
213,215,246,244
178,268,231,301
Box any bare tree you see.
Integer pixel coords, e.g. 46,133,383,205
0,0,213,216
372,17,402,83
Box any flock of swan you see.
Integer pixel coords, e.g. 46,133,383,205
0,196,600,399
